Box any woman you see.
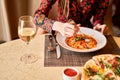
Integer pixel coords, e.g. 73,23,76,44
34,0,109,37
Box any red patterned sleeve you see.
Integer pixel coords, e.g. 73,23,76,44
34,0,57,33
93,0,109,26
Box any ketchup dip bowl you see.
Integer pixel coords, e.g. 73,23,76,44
62,67,80,80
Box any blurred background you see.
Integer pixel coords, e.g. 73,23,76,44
0,0,119,43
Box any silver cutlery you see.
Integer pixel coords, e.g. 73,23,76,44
48,34,61,59
53,34,61,59
52,31,61,59
48,35,55,52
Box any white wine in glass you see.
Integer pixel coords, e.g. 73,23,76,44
18,15,38,64
18,27,36,44
18,16,36,44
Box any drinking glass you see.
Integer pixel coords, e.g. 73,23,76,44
18,15,38,64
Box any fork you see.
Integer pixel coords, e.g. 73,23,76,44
77,30,86,37
47,35,55,52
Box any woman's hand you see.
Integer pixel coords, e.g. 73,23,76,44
52,21,79,37
93,24,108,35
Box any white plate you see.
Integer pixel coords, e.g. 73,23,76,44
56,27,107,52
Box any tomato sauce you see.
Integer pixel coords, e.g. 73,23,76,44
64,68,77,76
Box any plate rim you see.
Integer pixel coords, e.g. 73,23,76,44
56,27,107,53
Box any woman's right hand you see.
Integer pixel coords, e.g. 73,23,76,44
52,21,79,37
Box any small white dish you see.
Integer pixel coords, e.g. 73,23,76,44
62,67,80,80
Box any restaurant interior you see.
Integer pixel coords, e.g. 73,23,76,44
0,0,120,80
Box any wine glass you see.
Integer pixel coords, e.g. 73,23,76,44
18,15,38,64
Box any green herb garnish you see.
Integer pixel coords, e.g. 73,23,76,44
109,77,115,80
105,63,112,69
74,37,81,42
84,66,98,76
114,66,120,75
96,70,105,80
116,57,120,62
97,74,105,80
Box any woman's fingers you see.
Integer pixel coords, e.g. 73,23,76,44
93,24,108,35
101,24,108,35
64,23,80,37
74,24,80,33
52,21,80,37
93,24,101,31
64,27,74,37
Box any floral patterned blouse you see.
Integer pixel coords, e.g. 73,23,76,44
34,0,109,33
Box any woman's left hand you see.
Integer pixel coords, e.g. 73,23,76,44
93,24,108,35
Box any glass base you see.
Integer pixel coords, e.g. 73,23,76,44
20,54,38,64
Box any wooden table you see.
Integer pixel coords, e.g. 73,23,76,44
0,34,120,80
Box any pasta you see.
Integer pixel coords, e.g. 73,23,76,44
65,34,97,49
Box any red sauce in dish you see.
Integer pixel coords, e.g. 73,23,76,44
64,68,77,76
